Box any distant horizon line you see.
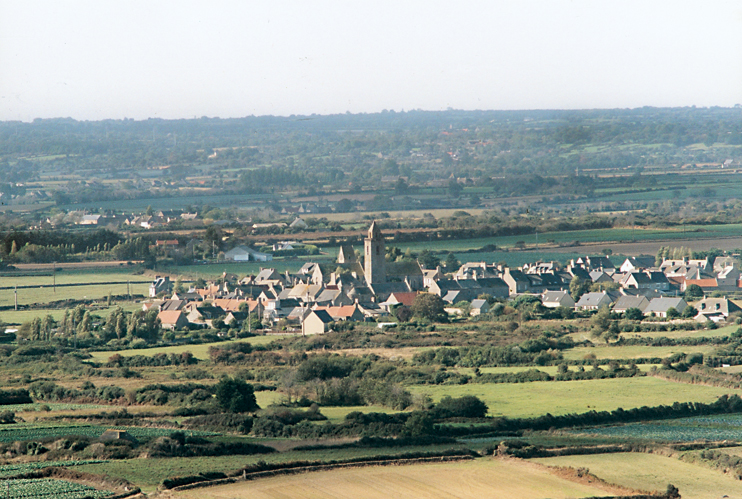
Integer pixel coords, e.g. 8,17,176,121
3,104,742,124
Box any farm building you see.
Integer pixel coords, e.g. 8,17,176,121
224,246,273,262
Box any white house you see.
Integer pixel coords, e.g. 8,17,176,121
541,290,575,309
575,291,618,311
223,246,273,262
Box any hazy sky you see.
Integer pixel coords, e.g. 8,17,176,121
1,1,741,121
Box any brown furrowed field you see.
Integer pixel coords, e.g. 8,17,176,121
171,458,624,499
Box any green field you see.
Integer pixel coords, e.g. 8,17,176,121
532,452,742,499
388,223,742,254
0,267,143,286
0,403,107,412
255,390,282,409
172,458,616,499
407,377,734,419
2,303,143,326
0,266,150,311
316,405,397,424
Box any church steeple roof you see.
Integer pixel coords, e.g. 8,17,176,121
368,220,382,240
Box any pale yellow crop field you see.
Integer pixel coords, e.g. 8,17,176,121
532,452,742,499
173,458,616,499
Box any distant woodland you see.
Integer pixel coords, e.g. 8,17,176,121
0,107,740,202
0,108,741,260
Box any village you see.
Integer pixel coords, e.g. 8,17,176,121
145,222,742,338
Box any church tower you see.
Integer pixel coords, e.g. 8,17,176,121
364,221,386,284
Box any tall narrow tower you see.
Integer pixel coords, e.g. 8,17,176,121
364,221,386,284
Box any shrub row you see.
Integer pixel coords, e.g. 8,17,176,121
105,352,198,367
474,366,642,384
0,388,32,405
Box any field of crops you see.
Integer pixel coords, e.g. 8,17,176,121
531,452,742,499
1,478,112,499
0,460,107,479
407,377,734,419
171,458,617,499
568,414,742,442
0,424,218,443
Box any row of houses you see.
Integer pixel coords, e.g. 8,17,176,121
145,223,742,334
541,289,740,322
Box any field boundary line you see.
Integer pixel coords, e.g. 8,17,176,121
170,454,475,492
0,281,150,291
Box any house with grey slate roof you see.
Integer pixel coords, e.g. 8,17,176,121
644,297,687,318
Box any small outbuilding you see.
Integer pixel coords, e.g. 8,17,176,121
100,429,138,445
470,299,490,316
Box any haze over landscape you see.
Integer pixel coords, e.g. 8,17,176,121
4,2,742,499
1,0,742,121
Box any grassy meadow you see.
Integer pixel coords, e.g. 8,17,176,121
0,266,150,319
408,377,735,419
531,452,742,499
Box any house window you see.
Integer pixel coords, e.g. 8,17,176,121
376,246,379,255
